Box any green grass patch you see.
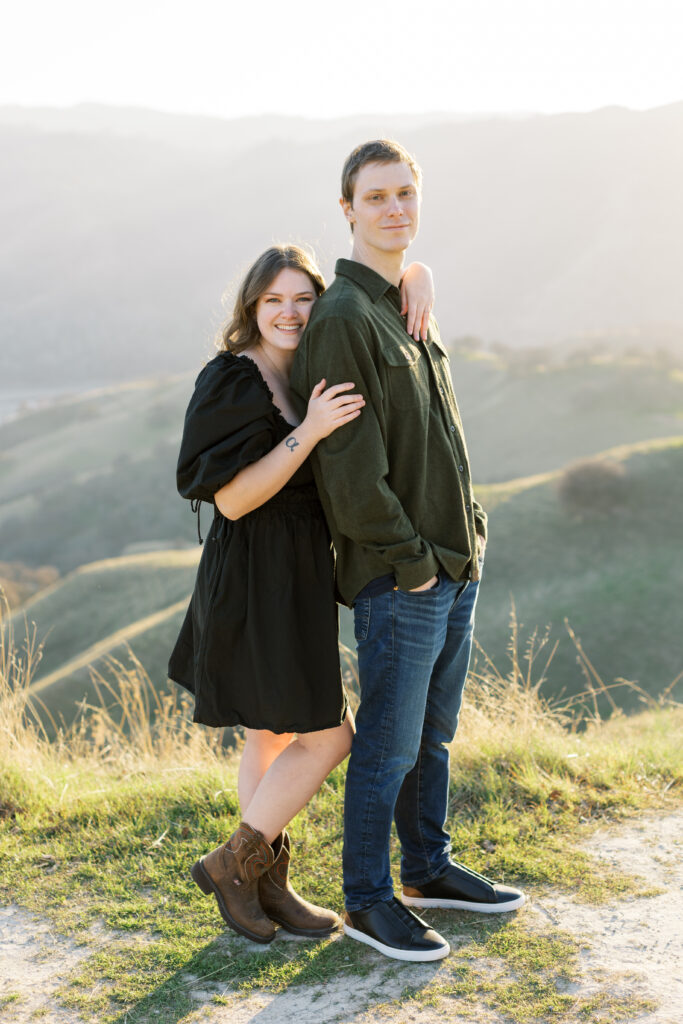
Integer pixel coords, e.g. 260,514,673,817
1,706,681,1022
475,438,683,714
396,920,658,1023
0,992,22,1009
2,591,680,1023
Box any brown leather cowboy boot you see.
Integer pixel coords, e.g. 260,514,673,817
191,821,276,943
258,831,342,937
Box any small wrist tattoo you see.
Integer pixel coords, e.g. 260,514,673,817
285,436,300,451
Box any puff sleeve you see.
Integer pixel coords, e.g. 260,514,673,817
176,354,275,503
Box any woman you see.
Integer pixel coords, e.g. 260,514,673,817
168,245,433,945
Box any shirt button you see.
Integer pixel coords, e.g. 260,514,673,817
459,465,464,472
465,504,471,511
450,424,455,432
439,386,444,394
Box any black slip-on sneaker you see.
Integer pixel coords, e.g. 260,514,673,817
402,860,525,913
344,897,449,962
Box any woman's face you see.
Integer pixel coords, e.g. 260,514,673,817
255,267,317,355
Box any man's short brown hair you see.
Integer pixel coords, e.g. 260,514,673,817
341,139,422,204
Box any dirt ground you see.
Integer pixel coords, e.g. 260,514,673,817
1,811,681,1024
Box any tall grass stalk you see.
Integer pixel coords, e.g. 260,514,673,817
0,590,51,764
2,591,680,801
0,592,225,808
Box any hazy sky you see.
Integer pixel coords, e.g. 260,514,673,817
3,0,682,119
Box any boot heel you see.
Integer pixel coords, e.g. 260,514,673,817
191,860,213,896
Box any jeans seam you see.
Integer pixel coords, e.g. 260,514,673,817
357,592,396,892
402,701,445,888
415,726,429,872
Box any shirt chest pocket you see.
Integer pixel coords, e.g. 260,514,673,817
381,344,430,411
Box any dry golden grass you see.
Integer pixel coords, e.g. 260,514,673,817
0,590,226,782
1,588,681,1024
2,588,680,791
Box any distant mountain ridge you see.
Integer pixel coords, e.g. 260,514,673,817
2,102,683,386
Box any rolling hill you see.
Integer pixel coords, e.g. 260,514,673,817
12,550,198,735
13,438,683,730
472,437,683,713
0,375,196,572
2,350,682,574
16,549,199,682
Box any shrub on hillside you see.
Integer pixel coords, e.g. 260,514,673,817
557,458,628,518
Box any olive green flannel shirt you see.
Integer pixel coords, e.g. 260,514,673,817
290,258,487,607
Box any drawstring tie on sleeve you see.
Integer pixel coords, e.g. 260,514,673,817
190,498,203,544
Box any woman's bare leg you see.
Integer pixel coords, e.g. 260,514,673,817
241,711,354,843
238,729,294,811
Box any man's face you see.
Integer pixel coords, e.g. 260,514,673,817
341,160,420,256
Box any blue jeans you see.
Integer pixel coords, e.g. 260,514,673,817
343,572,480,911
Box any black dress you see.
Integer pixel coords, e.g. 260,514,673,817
168,351,347,733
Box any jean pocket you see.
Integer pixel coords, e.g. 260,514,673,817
353,597,371,643
399,574,442,597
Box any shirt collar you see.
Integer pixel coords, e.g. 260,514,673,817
334,258,400,304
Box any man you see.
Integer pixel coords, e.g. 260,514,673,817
291,140,524,962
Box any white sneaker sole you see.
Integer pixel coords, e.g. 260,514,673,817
401,892,526,913
343,923,450,962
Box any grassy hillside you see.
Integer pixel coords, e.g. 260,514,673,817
0,375,197,572
8,550,198,733
6,438,681,729
451,348,683,482
27,602,190,739
1,610,681,1023
2,357,682,727
474,437,683,713
23,435,683,729
16,549,198,682
2,352,682,575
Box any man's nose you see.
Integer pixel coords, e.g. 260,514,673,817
387,195,403,216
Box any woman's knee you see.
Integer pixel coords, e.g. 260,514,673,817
243,728,294,757
298,717,353,766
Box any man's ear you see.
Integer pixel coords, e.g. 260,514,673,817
339,196,354,224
